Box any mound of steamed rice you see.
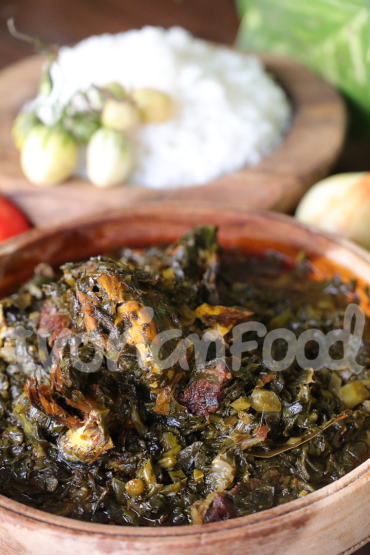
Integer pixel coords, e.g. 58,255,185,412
26,26,292,189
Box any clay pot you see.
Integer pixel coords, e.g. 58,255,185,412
0,203,368,555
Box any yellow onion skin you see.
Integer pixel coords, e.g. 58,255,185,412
86,128,133,188
21,125,78,186
296,172,370,250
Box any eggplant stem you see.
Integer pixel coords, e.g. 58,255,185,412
7,18,55,56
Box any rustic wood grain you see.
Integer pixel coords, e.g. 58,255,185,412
0,204,369,555
0,52,346,225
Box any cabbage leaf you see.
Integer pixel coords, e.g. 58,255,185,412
236,0,370,135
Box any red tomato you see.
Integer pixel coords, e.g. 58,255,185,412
0,196,31,241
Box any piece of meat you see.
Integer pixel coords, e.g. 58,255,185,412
50,363,65,393
25,377,82,429
247,478,261,492
39,301,71,345
116,301,159,365
177,359,232,420
228,484,240,496
96,273,129,302
203,493,238,523
153,371,184,415
77,291,100,335
26,376,112,464
254,425,269,439
73,265,182,391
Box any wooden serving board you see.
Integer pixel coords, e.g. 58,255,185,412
0,53,346,226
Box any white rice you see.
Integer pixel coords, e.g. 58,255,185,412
26,27,292,189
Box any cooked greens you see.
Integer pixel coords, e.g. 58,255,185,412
0,226,369,526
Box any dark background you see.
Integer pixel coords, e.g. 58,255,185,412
0,0,369,552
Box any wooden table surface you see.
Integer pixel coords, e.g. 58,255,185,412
0,1,369,553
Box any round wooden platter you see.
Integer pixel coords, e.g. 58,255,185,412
0,53,346,226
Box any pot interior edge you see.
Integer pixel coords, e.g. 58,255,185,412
0,456,369,538
0,208,369,304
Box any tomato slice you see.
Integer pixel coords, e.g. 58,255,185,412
0,196,31,241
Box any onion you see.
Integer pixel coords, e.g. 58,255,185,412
295,173,370,249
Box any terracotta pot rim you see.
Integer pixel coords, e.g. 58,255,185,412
0,202,368,538
0,456,369,538
2,202,370,266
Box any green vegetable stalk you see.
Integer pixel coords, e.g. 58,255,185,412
235,0,370,135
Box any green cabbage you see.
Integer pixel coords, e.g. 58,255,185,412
236,0,370,135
